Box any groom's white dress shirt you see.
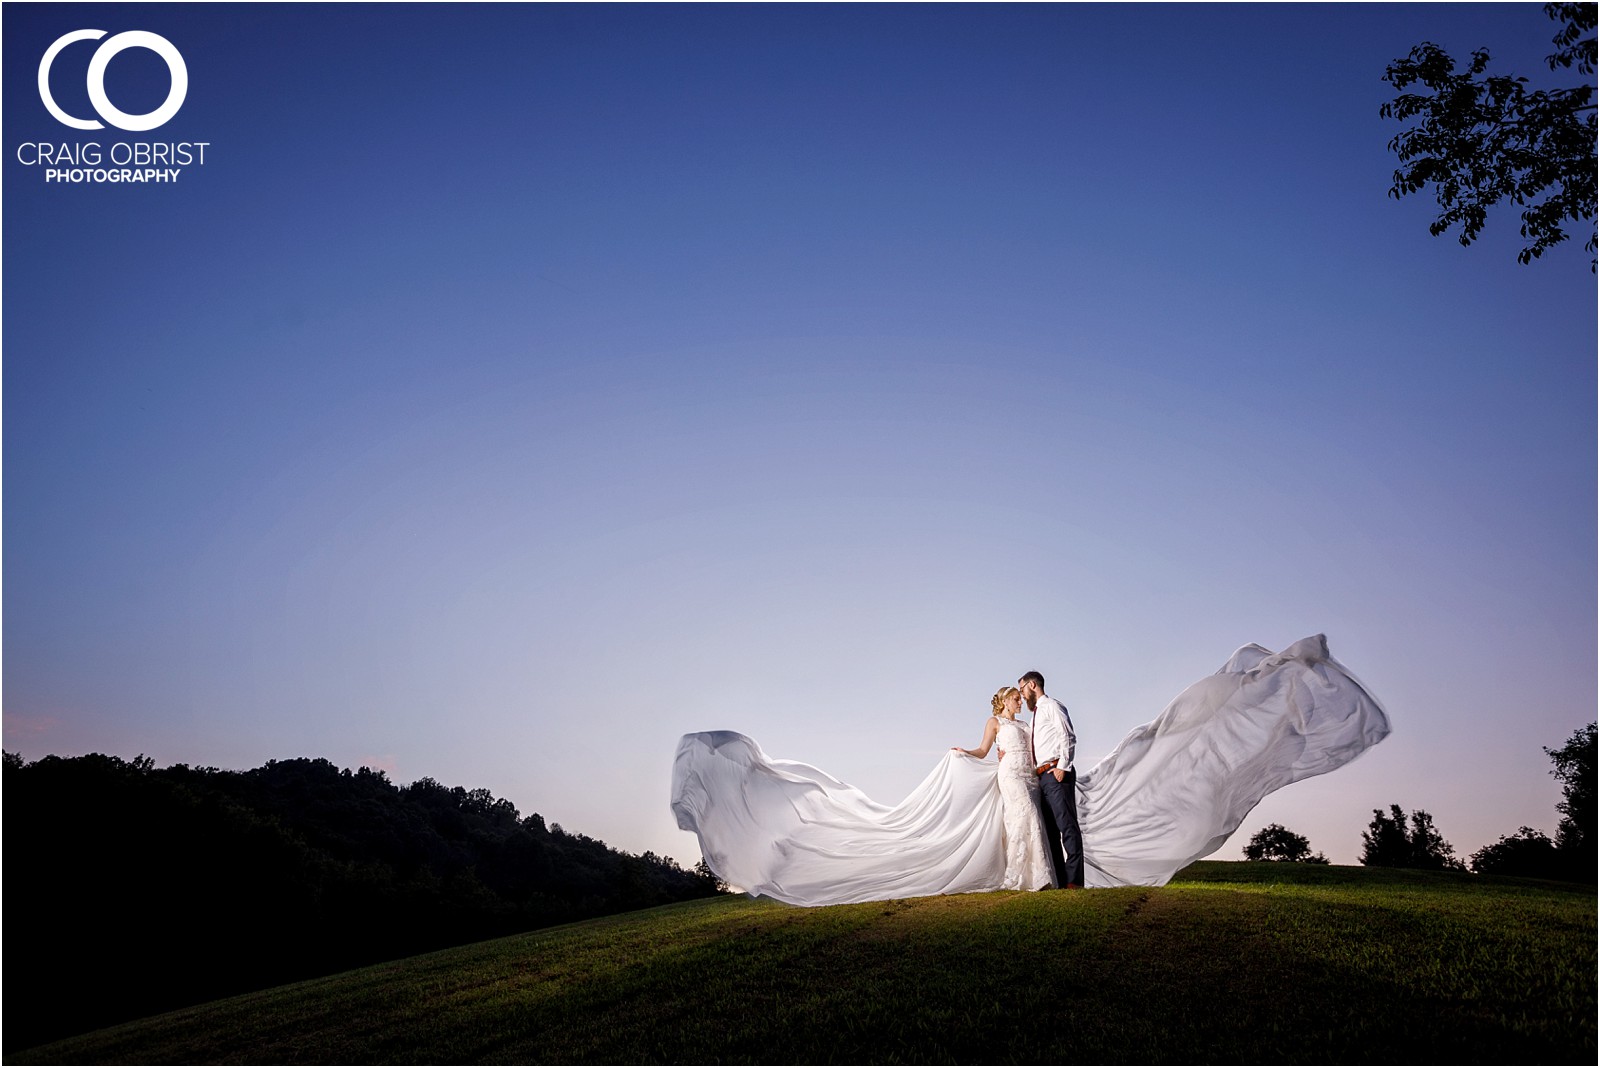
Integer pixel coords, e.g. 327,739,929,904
1032,694,1075,772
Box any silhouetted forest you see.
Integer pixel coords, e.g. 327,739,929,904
3,750,722,1050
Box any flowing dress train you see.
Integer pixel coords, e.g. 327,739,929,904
671,634,1389,905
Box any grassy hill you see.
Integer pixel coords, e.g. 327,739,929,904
13,862,1594,1065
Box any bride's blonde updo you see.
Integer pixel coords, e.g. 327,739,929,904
992,686,1019,717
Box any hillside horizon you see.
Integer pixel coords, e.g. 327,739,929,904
12,862,1594,1065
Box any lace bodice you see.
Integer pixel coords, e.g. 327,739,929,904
995,717,1033,775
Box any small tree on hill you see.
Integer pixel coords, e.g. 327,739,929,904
1470,826,1565,878
1405,809,1461,869
1243,823,1330,863
1361,804,1413,866
1361,804,1464,869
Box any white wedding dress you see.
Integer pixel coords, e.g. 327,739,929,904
993,715,1054,891
671,635,1390,906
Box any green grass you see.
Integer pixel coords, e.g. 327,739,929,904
14,863,1594,1065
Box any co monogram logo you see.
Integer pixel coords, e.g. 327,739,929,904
38,30,187,132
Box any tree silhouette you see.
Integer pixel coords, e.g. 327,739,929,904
1469,826,1564,878
1464,723,1595,881
1381,3,1597,268
1361,804,1413,866
1,750,726,1051
1361,804,1463,869
1242,823,1329,863
1546,722,1596,873
694,857,729,893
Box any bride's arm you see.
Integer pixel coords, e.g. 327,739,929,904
953,716,1000,759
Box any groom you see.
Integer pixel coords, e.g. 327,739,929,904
1019,671,1084,888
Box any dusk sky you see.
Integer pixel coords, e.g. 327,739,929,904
5,3,1595,869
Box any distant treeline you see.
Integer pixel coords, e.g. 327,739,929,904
2,750,722,1051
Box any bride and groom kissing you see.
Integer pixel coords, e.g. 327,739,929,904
673,634,1391,905
953,671,1085,891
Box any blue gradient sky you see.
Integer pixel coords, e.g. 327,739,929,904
5,3,1595,867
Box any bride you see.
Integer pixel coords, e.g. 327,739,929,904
951,685,1054,891
671,634,1390,906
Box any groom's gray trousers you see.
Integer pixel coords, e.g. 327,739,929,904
1038,768,1085,887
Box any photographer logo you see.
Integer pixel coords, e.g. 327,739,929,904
39,29,187,131
20,29,208,184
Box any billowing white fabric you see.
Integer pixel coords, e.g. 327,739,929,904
1076,634,1390,886
671,635,1390,905
670,733,1006,904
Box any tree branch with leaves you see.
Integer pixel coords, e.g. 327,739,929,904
1381,3,1597,269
